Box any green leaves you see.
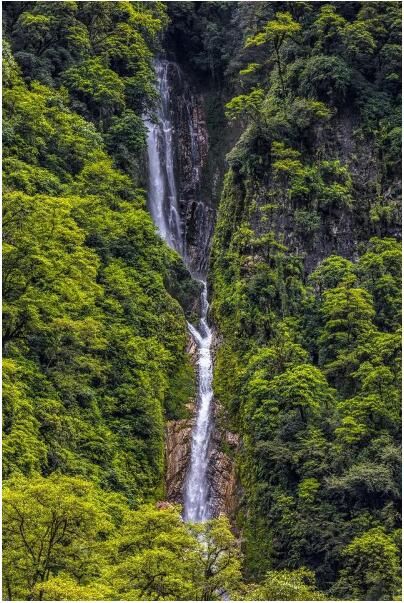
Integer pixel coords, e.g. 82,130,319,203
334,528,401,600
357,237,402,330
313,5,346,53
64,58,126,120
106,110,147,172
213,3,401,600
245,568,325,601
3,359,48,477
245,12,301,49
3,474,120,601
244,11,301,96
212,161,400,597
310,255,356,292
3,477,244,602
3,3,402,600
5,1,166,173
108,504,201,601
250,364,335,432
191,515,243,600
225,88,264,123
297,55,352,103
3,7,195,505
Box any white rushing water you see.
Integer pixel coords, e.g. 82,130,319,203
183,282,213,522
146,59,214,522
146,60,183,255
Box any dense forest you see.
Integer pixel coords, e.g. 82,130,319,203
2,2,402,601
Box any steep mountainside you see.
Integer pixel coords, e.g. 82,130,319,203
3,0,196,506
2,2,402,601
208,1,402,599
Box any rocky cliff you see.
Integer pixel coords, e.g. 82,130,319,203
162,61,212,276
225,111,401,278
165,406,238,517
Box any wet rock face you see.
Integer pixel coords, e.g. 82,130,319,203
232,111,401,277
164,62,213,276
208,423,239,518
162,63,239,517
165,337,239,514
165,400,239,515
165,417,193,504
165,335,196,504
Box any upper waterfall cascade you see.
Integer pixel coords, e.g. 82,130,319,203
146,61,183,255
146,59,214,522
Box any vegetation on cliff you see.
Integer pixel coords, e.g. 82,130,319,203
2,3,199,598
2,1,402,601
211,2,401,600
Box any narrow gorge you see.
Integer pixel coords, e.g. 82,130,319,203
146,58,224,521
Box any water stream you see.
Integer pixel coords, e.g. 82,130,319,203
146,59,214,522
183,281,213,522
146,61,183,255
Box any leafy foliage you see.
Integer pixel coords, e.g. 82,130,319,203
3,475,243,601
212,167,401,596
3,2,195,509
4,1,167,172
2,2,402,601
244,568,325,601
212,3,401,599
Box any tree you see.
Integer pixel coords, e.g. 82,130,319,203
356,237,401,331
107,505,201,601
3,359,47,477
333,528,401,600
63,57,125,123
225,88,264,123
310,255,356,294
245,12,301,95
105,110,147,172
297,55,352,104
245,568,325,601
342,20,377,65
249,364,335,429
106,509,242,601
3,474,122,601
31,575,111,602
318,285,376,386
9,1,90,84
2,21,195,504
312,4,346,54
191,515,243,601
3,191,101,350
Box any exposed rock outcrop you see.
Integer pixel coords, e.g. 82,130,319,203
229,110,401,277
165,334,196,504
163,62,214,276
165,398,239,516
208,424,239,519
165,416,194,503
165,333,238,515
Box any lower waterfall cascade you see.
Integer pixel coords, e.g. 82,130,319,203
183,281,213,522
146,59,214,522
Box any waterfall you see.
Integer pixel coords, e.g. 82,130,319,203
146,59,214,522
146,60,183,254
183,281,214,521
